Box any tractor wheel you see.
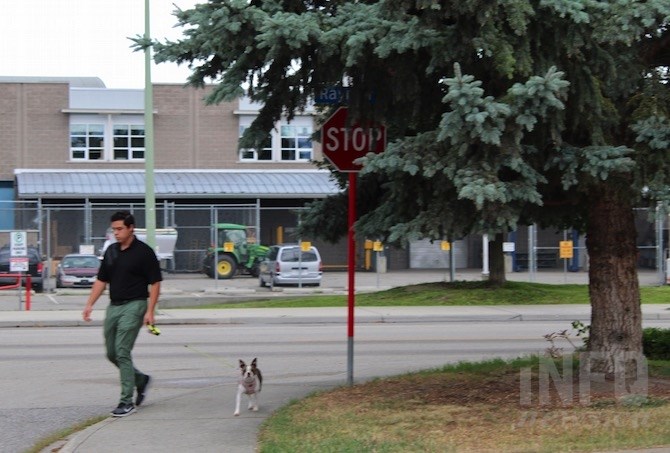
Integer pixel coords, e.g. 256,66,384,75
203,256,214,278
249,263,261,278
215,255,237,279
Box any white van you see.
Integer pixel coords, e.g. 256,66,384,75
101,228,178,270
259,244,323,287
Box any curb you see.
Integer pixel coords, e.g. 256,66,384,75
4,310,669,329
55,417,118,453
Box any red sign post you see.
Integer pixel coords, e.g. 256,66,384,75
321,107,385,385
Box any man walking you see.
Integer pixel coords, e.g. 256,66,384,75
83,211,163,417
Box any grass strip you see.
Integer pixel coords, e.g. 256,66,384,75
197,281,670,309
27,414,108,453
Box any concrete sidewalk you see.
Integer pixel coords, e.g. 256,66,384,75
3,304,670,329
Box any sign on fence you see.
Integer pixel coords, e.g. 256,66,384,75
559,240,574,259
10,257,28,272
10,231,28,272
10,231,27,257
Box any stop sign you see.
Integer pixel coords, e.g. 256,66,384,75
321,107,386,172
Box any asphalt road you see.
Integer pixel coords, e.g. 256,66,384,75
1,320,577,452
3,314,670,453
0,269,666,452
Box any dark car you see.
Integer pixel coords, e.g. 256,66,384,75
0,246,46,293
55,254,100,288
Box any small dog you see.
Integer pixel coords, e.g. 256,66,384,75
234,358,262,416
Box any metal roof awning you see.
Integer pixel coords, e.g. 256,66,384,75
14,170,341,200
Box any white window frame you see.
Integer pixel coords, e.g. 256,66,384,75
280,122,313,161
112,124,145,161
70,123,105,161
239,120,272,161
69,114,145,162
238,115,313,162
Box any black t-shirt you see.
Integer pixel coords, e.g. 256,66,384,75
98,236,163,303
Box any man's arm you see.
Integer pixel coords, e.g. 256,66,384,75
144,281,161,326
82,279,107,322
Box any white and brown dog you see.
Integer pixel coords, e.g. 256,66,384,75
234,358,262,416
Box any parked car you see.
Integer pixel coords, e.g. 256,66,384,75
55,254,101,288
0,245,46,293
259,244,323,287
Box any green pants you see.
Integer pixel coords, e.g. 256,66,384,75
104,299,147,405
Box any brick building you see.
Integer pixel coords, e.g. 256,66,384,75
0,76,362,271
5,76,651,275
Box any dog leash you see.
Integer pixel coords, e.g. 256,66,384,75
183,343,237,369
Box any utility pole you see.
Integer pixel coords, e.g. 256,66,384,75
144,0,156,248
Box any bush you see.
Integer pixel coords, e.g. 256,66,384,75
643,328,670,360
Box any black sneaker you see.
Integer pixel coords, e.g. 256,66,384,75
136,374,151,406
111,403,135,417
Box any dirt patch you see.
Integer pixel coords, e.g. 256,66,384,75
324,371,670,409
274,367,670,452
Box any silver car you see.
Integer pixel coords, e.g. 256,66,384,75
259,245,322,287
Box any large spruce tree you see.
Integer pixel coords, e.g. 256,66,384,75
144,0,670,373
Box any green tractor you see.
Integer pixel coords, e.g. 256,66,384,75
202,223,270,279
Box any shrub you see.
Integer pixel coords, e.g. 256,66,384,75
643,328,670,360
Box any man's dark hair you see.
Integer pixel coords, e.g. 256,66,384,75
111,211,135,227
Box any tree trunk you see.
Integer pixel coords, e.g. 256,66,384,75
488,233,506,285
585,184,643,376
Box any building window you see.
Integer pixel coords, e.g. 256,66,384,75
239,126,272,161
238,116,313,162
113,125,145,160
281,125,312,161
70,124,104,160
70,115,144,162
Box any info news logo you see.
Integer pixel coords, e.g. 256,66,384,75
519,352,648,407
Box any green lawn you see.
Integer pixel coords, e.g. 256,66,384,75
198,280,670,309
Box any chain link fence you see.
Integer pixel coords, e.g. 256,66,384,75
0,201,666,281
0,201,315,274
